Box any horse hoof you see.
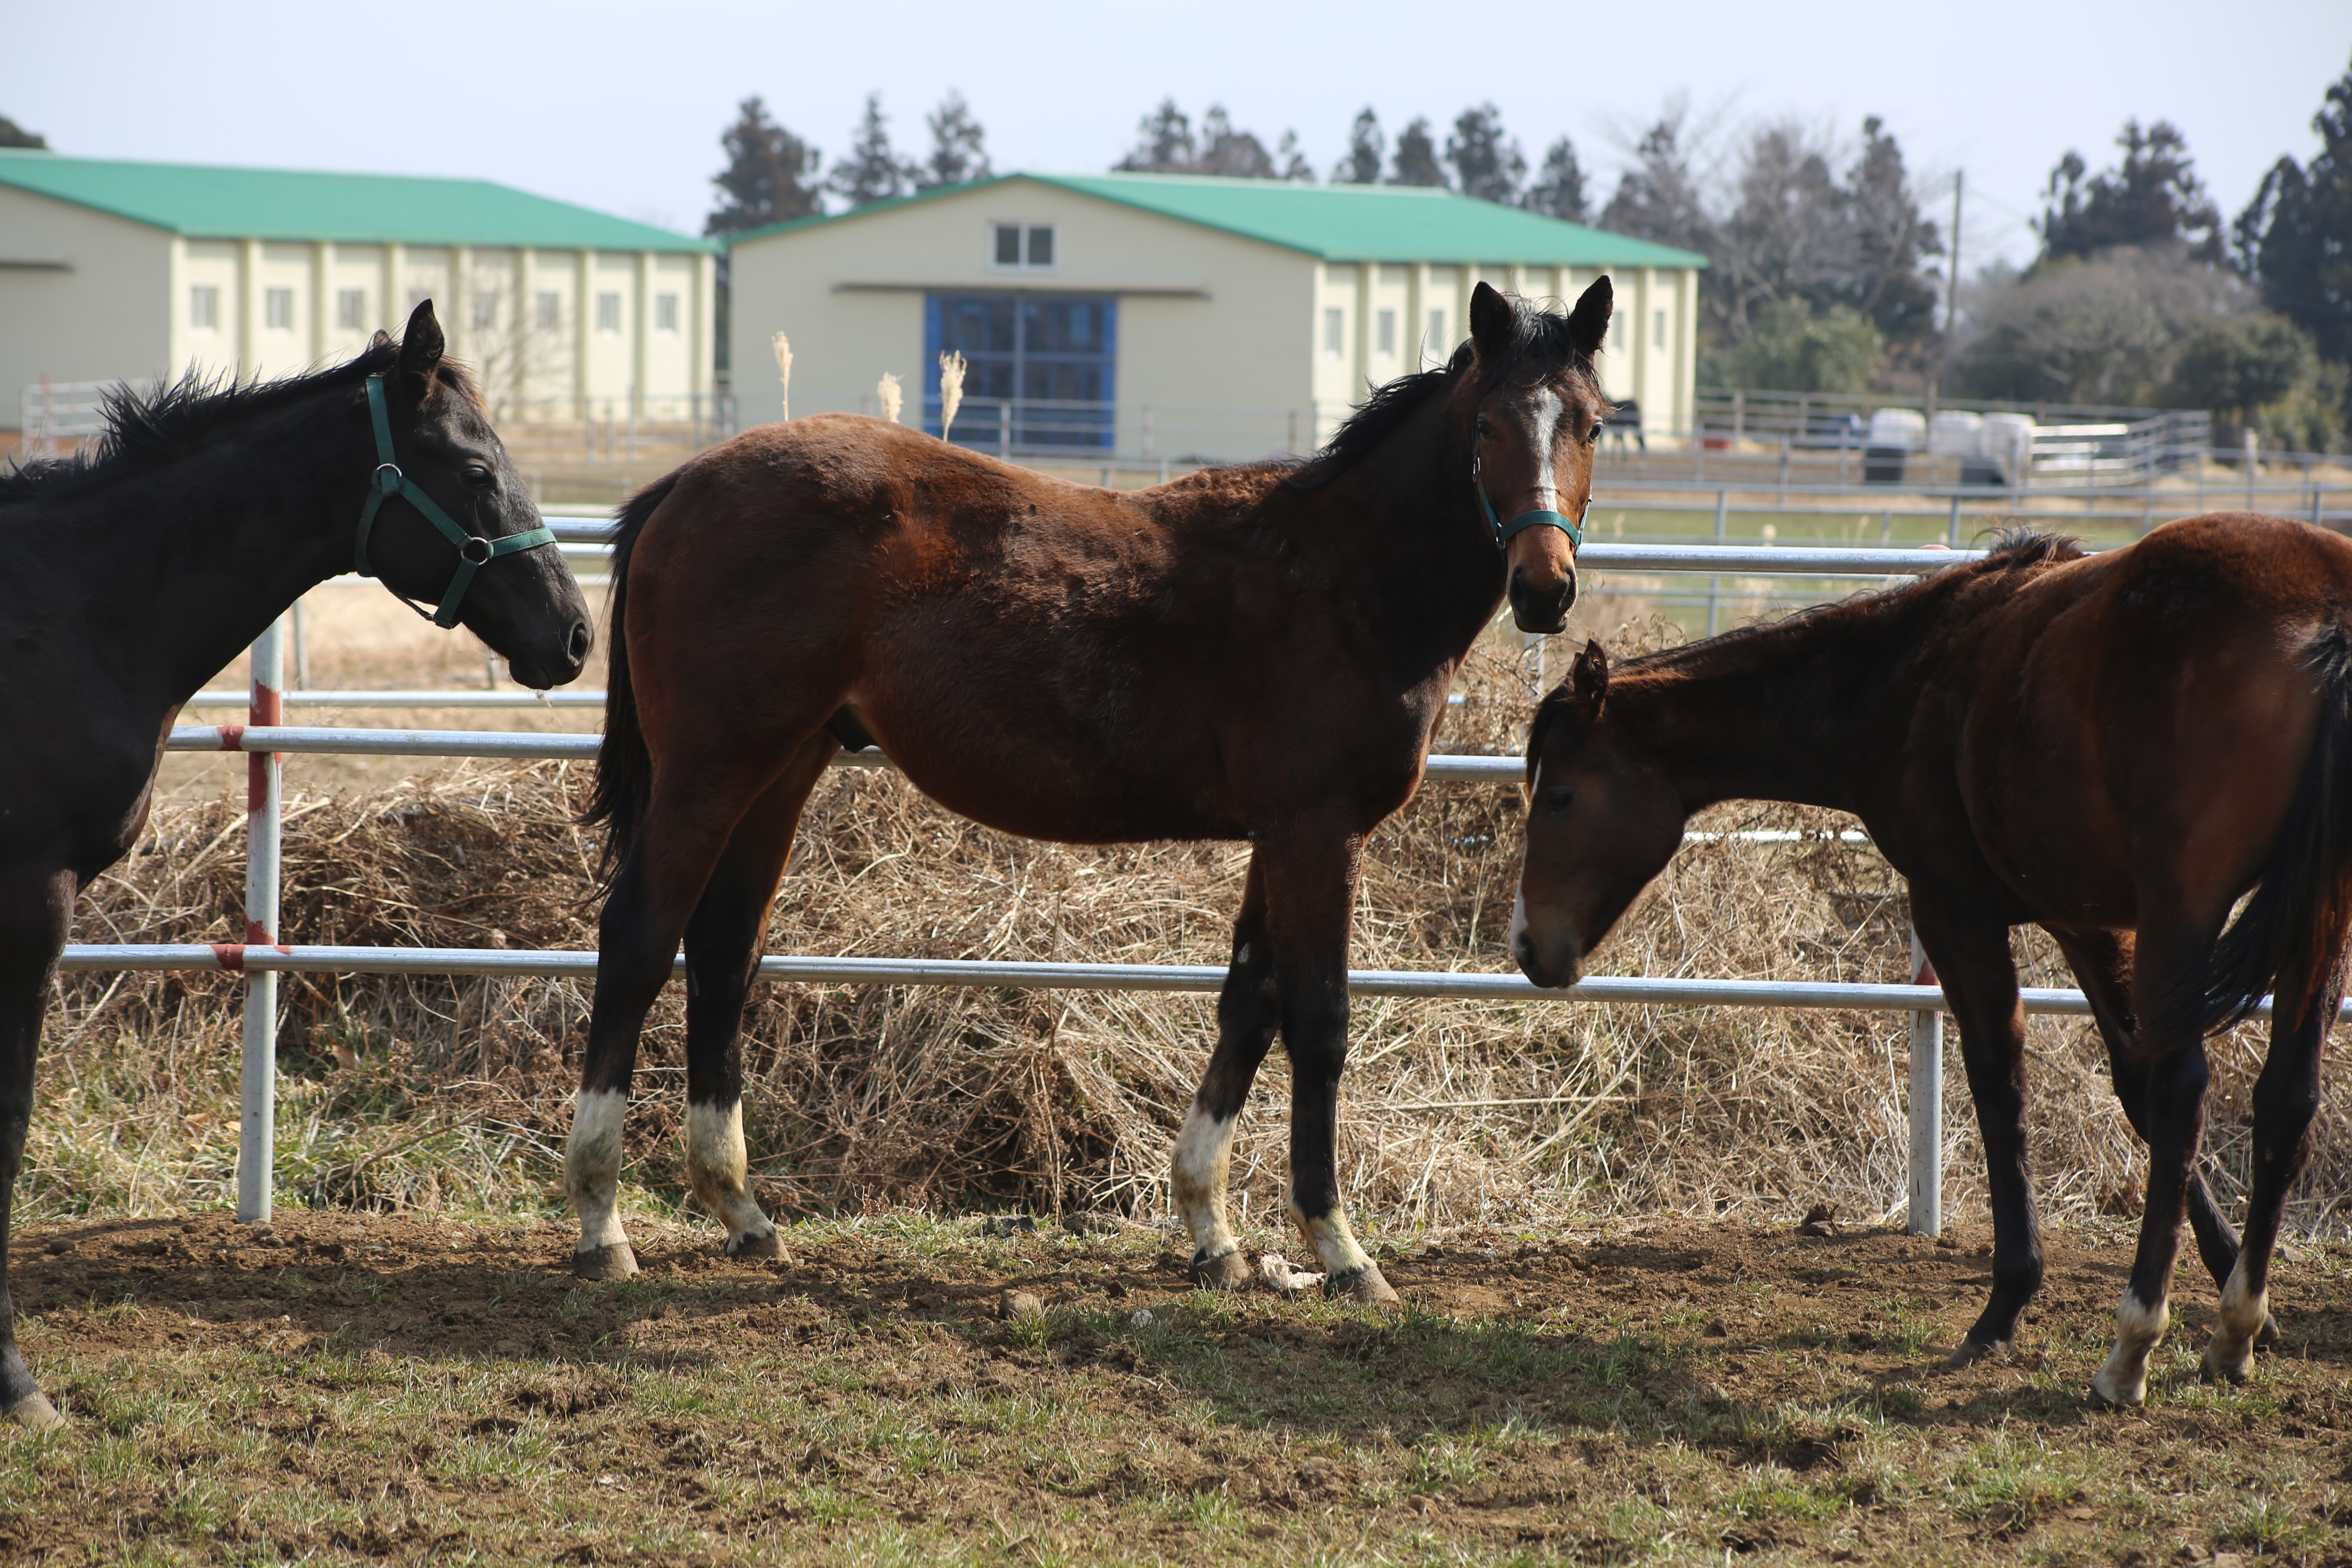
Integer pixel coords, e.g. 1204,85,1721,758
572,1242,639,1281
2088,1370,2146,1408
2,1391,62,1431
1325,1263,1401,1307
2256,1313,2280,1351
2198,1348,2252,1385
1190,1247,1252,1291
1945,1336,2010,1369
724,1227,787,1263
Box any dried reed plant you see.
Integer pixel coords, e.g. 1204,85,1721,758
32,621,2352,1241
877,372,903,425
938,352,966,442
771,333,792,422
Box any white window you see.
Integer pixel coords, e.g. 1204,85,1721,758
472,290,499,330
989,222,1056,270
190,285,218,330
595,292,621,332
1376,308,1396,356
1654,308,1667,349
1323,307,1344,357
337,289,366,329
1427,308,1445,355
264,287,293,330
535,291,561,330
655,292,679,333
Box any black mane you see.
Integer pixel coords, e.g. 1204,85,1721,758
1291,292,1604,490
0,339,405,508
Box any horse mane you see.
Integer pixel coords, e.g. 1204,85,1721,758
0,341,478,508
1290,292,1606,490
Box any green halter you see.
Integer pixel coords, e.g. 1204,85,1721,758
1474,451,1586,552
354,374,557,629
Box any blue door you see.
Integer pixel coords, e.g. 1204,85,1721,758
925,293,1116,450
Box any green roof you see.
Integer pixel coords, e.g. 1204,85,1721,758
729,171,1706,269
0,149,713,252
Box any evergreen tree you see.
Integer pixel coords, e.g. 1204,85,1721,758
1197,106,1275,178
1335,109,1383,185
2038,119,2223,264
1446,104,1524,203
918,91,991,189
1844,117,1942,351
1522,136,1587,221
1276,130,1315,183
0,114,45,150
829,93,916,207
704,96,822,236
1116,100,1196,172
2235,56,2352,371
1598,113,1715,257
1388,118,1447,187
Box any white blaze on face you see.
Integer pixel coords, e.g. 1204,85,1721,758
564,1088,631,1253
1528,386,1564,514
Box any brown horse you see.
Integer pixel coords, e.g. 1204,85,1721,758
1511,516,2352,1404
566,281,1610,1300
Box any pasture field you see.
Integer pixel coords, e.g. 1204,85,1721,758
6,1207,2352,1564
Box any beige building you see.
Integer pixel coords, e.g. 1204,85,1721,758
727,172,1707,463
0,149,716,440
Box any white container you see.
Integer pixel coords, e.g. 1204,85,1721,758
1868,408,1927,450
1929,410,1985,457
1980,412,2036,480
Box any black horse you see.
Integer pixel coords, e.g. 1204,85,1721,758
0,302,592,1426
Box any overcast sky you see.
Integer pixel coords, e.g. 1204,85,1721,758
6,0,2344,271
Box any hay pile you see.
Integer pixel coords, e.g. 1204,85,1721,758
33,632,2352,1241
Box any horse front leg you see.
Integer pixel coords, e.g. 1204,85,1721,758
1174,855,1276,1289
1914,897,2044,1363
0,866,73,1428
2201,960,2335,1384
1264,827,1395,1305
679,738,835,1260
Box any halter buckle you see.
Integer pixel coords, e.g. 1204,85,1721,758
372,463,404,496
458,534,496,566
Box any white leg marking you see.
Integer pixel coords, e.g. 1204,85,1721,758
564,1088,631,1254
2091,1289,2169,1405
1286,1188,1375,1278
686,1099,778,1251
2202,1257,2268,1382
1172,1100,1240,1265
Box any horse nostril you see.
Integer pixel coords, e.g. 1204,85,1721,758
566,621,592,665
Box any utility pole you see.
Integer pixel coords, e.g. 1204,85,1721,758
1937,170,1964,405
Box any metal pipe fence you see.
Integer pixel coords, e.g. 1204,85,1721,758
87,537,2335,1237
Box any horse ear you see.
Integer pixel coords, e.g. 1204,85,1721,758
394,298,445,408
1566,276,1613,358
1572,638,1610,718
1469,281,1516,361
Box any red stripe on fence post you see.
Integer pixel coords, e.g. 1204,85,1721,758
236,618,285,1226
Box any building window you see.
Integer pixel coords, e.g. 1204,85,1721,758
535,292,561,330
655,292,680,333
473,291,500,330
925,292,1116,450
595,292,621,332
264,288,294,330
190,285,219,331
338,289,366,329
1655,309,1667,349
1376,308,1396,356
1427,308,1445,356
1323,307,1344,357
989,223,1056,271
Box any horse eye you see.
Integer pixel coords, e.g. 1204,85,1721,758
461,463,496,491
1586,422,1604,444
1475,416,1494,439
1544,786,1575,813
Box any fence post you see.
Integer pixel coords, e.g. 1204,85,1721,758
1706,489,1727,637
1907,927,1942,1236
998,401,1011,459
238,616,285,1225
1946,494,1961,546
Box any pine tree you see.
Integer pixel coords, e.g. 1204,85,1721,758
1389,118,1447,188
1276,130,1315,183
830,93,915,207
0,114,45,150
2236,56,2352,370
1335,109,1383,185
2038,119,2223,264
1446,104,1524,203
918,91,991,189
1116,100,1196,172
1522,136,1587,221
704,96,822,236
1197,106,1275,178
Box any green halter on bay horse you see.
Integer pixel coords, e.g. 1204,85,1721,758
1511,515,2352,1405
568,280,1610,1298
0,301,591,1427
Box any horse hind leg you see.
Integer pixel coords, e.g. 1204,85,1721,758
1174,855,1277,1290
0,867,72,1428
680,737,836,1260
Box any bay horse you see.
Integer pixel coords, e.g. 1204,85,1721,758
1511,516,2352,1404
567,281,1609,1299
0,301,592,1426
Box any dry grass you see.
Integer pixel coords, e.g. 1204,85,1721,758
34,621,2352,1244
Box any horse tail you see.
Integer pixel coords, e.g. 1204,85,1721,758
580,470,678,888
2202,626,2352,1034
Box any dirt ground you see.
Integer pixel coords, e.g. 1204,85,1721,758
5,1207,2350,1564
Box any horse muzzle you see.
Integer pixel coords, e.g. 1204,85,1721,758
1509,562,1576,635
1508,893,1583,989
